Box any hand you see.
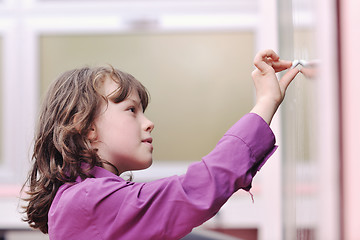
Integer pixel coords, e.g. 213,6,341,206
250,49,300,124
300,65,318,79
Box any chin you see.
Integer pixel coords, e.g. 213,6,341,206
134,159,153,171
143,159,153,169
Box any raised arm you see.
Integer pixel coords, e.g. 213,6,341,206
250,49,300,124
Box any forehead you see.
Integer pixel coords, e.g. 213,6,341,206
101,76,120,97
101,76,140,102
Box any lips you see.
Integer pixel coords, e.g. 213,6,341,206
142,137,153,144
142,138,153,152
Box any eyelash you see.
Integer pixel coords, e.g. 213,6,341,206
128,107,136,113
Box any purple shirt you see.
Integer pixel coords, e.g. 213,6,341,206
48,113,277,240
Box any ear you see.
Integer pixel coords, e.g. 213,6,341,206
73,113,97,142
87,126,97,142
73,113,82,132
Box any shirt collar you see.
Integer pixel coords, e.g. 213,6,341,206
75,165,122,183
90,166,119,178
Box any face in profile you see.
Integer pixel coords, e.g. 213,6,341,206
90,77,155,174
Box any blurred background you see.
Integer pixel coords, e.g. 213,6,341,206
0,0,358,239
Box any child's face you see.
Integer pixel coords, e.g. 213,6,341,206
91,78,154,174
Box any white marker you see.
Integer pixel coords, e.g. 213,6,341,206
291,59,320,69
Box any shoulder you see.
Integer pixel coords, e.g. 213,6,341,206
49,172,136,220
48,174,139,236
55,175,135,207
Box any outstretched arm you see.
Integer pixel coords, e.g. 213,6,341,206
250,49,300,124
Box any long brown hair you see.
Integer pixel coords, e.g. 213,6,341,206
22,66,149,233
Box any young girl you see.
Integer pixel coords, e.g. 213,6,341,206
22,49,299,239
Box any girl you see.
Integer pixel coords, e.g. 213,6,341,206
22,49,299,239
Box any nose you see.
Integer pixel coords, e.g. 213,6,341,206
143,116,154,132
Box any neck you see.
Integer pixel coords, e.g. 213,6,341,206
102,161,120,175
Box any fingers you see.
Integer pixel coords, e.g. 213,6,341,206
254,49,293,74
253,49,280,72
279,67,300,93
272,60,292,72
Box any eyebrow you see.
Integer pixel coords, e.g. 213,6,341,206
128,98,146,112
125,98,142,108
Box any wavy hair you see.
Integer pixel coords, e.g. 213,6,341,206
22,66,149,233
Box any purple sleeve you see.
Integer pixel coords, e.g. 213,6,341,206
121,113,277,239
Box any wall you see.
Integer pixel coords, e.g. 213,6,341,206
39,32,255,163
339,0,360,238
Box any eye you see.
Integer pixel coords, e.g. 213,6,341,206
128,107,136,113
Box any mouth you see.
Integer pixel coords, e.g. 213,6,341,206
142,137,153,144
141,137,154,153
142,138,153,152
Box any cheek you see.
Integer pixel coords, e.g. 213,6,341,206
95,113,141,146
108,121,139,143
